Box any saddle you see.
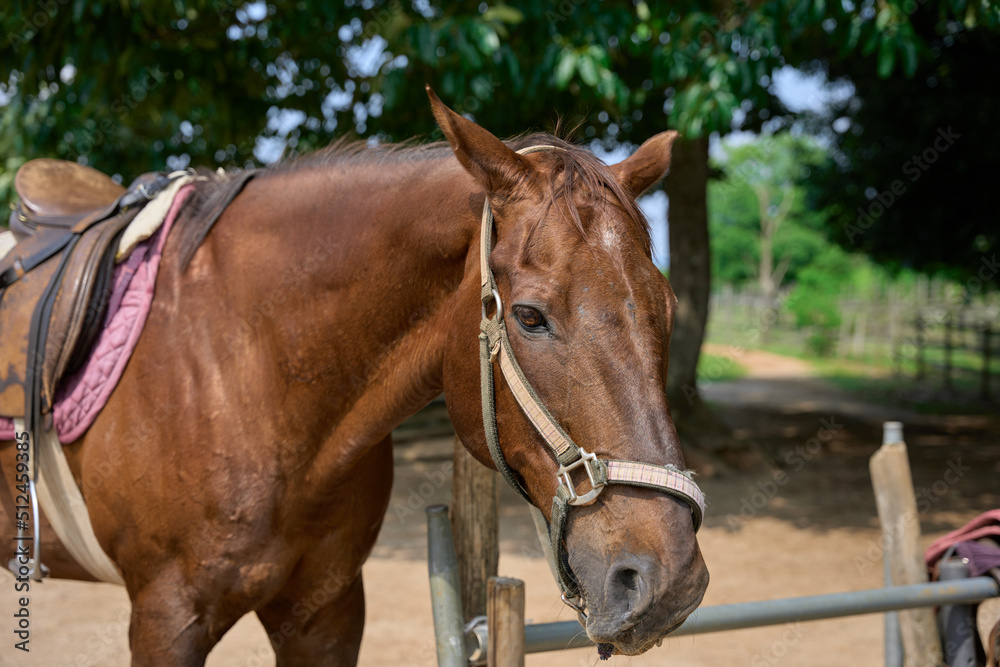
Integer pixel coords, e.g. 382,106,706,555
0,159,174,435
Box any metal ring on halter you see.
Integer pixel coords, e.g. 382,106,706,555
561,593,587,617
481,288,502,321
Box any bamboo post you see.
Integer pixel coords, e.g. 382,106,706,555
943,315,953,394
728,286,736,343
837,306,853,358
915,316,926,381
870,423,942,667
852,309,868,359
982,324,993,402
488,577,525,667
451,436,500,622
889,299,902,376
874,298,885,363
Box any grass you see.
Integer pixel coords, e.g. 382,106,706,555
703,336,998,415
697,352,748,384
807,358,996,415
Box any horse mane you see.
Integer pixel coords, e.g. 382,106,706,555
173,132,651,270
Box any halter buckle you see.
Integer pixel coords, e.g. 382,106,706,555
557,448,605,506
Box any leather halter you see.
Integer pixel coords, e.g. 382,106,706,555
477,145,707,614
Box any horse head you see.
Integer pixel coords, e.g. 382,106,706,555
430,88,709,655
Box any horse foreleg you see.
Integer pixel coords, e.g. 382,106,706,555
127,563,242,667
256,434,393,666
257,572,367,666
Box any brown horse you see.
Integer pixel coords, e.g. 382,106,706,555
0,89,708,664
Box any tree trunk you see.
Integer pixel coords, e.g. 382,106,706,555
665,137,711,417
664,137,764,473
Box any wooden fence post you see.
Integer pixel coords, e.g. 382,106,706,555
488,577,525,667
451,436,499,622
870,426,943,667
982,324,993,402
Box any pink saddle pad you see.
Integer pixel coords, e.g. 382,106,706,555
0,185,193,443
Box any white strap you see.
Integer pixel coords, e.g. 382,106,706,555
15,419,125,585
0,230,16,262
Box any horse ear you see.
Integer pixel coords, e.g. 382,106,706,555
426,85,530,197
611,131,680,197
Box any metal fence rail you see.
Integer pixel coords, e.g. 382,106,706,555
427,503,1000,664
502,576,1000,655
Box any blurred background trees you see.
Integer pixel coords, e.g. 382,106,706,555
2,0,996,452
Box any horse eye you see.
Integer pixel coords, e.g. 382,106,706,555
513,306,546,331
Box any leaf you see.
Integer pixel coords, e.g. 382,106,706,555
380,12,412,44
441,69,458,98
861,25,880,56
790,0,811,24
554,51,576,88
502,49,522,89
454,28,483,69
877,37,896,78
900,38,918,77
964,2,978,28
812,0,826,21
470,22,500,55
415,24,438,65
845,19,862,52
875,7,893,31
482,5,524,25
578,53,599,87
588,44,609,67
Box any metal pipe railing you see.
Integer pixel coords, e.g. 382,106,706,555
466,576,1000,657
428,498,999,663
426,505,466,667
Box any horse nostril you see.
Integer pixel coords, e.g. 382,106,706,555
616,567,640,593
606,562,649,617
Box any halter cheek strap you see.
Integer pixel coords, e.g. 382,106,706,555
477,145,706,613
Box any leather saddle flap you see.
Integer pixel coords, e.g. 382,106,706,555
0,212,136,418
0,244,61,415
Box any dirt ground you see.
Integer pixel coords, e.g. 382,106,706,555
2,346,998,667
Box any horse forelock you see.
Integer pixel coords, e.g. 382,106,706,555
508,134,653,259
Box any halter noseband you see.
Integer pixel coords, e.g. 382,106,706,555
477,145,706,614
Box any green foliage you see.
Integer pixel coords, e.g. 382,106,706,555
708,180,759,286
709,133,829,288
784,245,853,355
1,0,996,278
0,0,836,186
787,2,1000,280
697,352,747,384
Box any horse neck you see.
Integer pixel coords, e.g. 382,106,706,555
237,157,482,475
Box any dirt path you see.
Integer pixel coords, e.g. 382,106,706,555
701,343,931,425
3,349,997,667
